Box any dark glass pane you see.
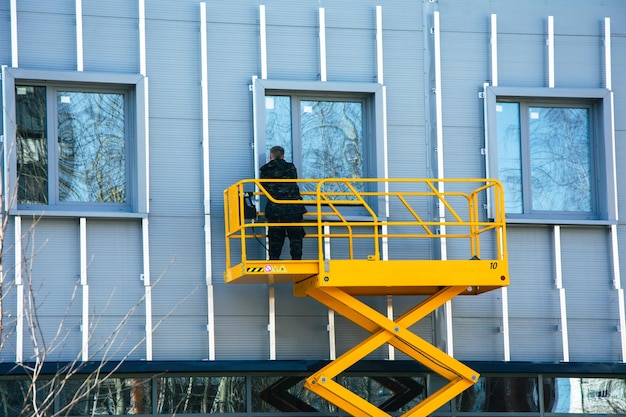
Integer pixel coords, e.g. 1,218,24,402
496,102,522,213
0,378,52,416
265,95,293,160
60,377,151,415
251,375,336,413
544,377,626,414
529,107,591,212
456,376,539,412
156,376,245,414
16,85,48,205
57,91,126,203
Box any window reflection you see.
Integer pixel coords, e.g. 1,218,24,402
59,377,150,415
545,377,626,414
496,102,522,213
456,376,539,412
156,376,245,414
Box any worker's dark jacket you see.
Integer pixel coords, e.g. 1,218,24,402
260,158,306,221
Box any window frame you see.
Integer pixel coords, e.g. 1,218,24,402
484,86,616,225
251,78,387,218
2,67,148,217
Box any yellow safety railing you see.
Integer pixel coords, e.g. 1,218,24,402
224,178,507,270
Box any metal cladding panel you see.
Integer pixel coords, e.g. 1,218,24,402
496,33,547,87
82,15,140,73
87,315,145,362
85,220,144,315
20,218,82,316
325,27,376,83
148,121,204,216
274,284,328,317
152,316,209,360
508,318,563,362
21,315,82,362
560,227,615,320
214,315,270,360
334,315,387,360
213,284,269,317
17,6,76,70
265,25,320,81
567,318,622,362
554,34,602,89
275,315,331,360
451,317,503,361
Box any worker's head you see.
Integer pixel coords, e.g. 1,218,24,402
269,145,285,160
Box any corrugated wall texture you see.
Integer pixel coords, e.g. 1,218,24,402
0,0,624,367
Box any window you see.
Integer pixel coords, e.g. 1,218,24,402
3,68,148,216
485,87,616,223
252,78,386,215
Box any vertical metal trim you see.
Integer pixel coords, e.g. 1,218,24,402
328,309,336,360
75,0,83,71
386,295,395,360
501,287,510,361
15,216,22,363
80,218,89,361
139,0,147,76
434,10,453,357
268,285,276,360
604,18,612,90
605,19,618,221
200,2,215,361
319,8,326,82
490,14,498,87
10,0,17,67
376,6,384,85
554,226,569,362
259,5,267,80
142,218,153,361
610,225,626,360
547,16,554,88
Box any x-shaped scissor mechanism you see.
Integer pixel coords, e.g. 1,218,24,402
304,286,479,417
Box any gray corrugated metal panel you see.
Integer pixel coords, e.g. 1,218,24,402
151,282,207,317
274,284,327,316
560,227,615,320
567,318,622,362
452,291,502,319
0,10,11,65
17,9,76,71
213,285,269,316
148,127,205,216
214,315,270,360
441,128,487,179
497,34,547,87
553,35,603,89
21,315,82,362
18,218,82,316
88,315,145,361
275,315,330,360
84,219,144,313
325,27,377,83
505,226,559,318
451,317,503,361
334,316,387,360
387,238,432,260
266,26,320,81
82,0,138,18
391,317,434,362
82,16,140,73
508,317,563,362
152,315,209,360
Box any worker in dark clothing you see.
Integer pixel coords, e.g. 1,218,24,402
260,146,306,260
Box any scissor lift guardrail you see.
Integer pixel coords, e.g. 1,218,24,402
223,178,509,416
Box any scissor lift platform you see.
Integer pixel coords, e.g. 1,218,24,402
224,178,509,416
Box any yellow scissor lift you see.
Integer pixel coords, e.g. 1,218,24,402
224,178,509,416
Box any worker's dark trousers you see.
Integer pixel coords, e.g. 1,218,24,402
268,223,305,260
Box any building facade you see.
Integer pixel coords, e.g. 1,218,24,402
0,0,625,415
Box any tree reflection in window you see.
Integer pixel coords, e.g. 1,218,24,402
57,91,126,203
265,96,364,199
496,102,592,214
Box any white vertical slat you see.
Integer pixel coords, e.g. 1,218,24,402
327,309,336,360
10,0,17,67
259,5,267,80
547,16,554,88
501,287,510,361
319,8,327,82
15,216,22,363
554,226,569,362
433,11,454,356
377,8,390,217
268,284,276,360
80,218,89,361
142,218,152,361
490,14,498,87
610,225,626,361
75,0,83,71
139,0,146,76
376,6,384,85
200,2,215,361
